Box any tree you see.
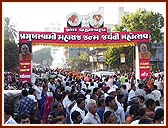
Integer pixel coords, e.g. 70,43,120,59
105,8,164,71
69,57,79,71
116,8,164,43
4,17,19,71
105,46,134,72
69,52,90,71
4,17,18,42
79,52,90,71
4,39,19,71
33,47,53,66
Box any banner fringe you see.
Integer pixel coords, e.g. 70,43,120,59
32,42,136,48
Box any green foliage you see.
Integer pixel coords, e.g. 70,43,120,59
116,8,164,43
69,57,79,71
4,17,19,71
33,47,53,66
4,39,19,71
105,8,164,71
4,17,17,42
69,52,90,71
79,52,89,62
105,46,134,72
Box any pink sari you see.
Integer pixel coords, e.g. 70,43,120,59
43,96,53,124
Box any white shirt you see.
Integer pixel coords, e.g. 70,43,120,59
82,83,87,90
115,106,125,124
107,78,113,87
83,112,101,124
28,95,37,102
144,94,156,101
70,105,86,124
135,89,146,97
115,98,124,108
62,95,68,108
111,84,118,89
151,90,161,101
31,73,38,85
32,85,42,100
130,120,140,124
5,116,17,124
41,73,48,79
88,86,95,94
154,79,163,90
128,90,136,102
94,82,98,88
48,82,56,92
124,82,131,92
63,96,74,115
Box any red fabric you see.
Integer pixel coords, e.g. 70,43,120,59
43,96,53,124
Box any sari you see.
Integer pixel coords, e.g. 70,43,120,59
43,96,53,124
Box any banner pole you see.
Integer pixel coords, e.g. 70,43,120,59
135,43,140,82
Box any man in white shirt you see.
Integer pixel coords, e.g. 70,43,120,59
115,93,125,124
151,85,162,102
124,79,131,92
32,80,43,109
62,93,76,124
70,98,86,123
154,77,163,96
4,104,17,124
88,82,95,94
48,78,56,93
107,75,114,88
135,83,146,97
83,99,101,124
28,88,37,103
31,72,38,85
127,84,136,105
104,96,119,124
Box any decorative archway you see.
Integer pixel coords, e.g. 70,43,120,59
19,27,150,83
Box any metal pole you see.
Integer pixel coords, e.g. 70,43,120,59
135,43,140,82
132,46,134,72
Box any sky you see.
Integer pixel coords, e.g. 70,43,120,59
3,2,166,52
3,2,166,31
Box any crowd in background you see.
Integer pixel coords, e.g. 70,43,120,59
4,68,164,124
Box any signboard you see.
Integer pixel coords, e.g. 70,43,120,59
139,43,150,79
18,28,150,83
19,42,32,83
19,28,150,47
97,56,104,62
120,54,125,63
139,59,150,79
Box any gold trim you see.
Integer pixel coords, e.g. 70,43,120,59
32,42,136,48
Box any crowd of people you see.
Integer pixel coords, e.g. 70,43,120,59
4,68,164,124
